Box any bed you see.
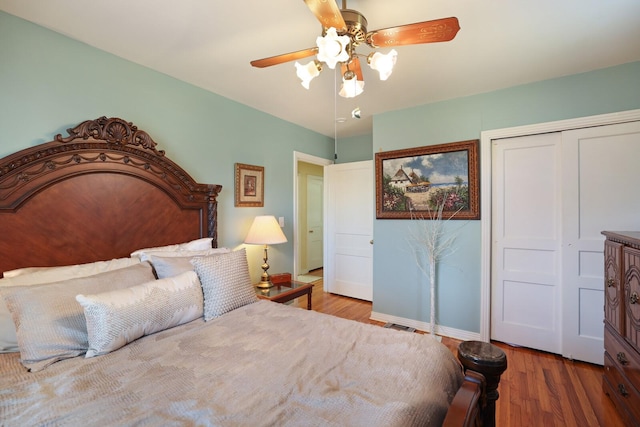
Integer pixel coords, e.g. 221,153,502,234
0,117,492,426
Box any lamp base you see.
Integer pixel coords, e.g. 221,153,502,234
256,279,274,289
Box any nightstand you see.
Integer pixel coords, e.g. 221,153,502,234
256,280,313,310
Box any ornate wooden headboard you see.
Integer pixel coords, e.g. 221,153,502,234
0,117,222,275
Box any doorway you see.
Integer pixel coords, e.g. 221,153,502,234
293,152,333,285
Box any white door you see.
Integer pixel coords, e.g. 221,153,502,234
561,121,640,364
491,133,562,354
306,175,323,271
324,161,373,301
491,121,640,364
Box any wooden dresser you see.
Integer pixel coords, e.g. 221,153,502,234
602,231,640,425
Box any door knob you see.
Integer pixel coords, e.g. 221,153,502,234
370,240,374,245
309,230,313,233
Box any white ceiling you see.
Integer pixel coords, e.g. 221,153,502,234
2,0,639,138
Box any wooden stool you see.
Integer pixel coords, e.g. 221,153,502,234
457,340,507,427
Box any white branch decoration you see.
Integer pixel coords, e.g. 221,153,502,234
407,200,466,339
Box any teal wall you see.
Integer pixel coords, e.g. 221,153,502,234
336,134,373,163
373,61,640,333
3,10,640,335
0,11,334,282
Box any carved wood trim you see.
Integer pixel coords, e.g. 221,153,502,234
55,116,165,155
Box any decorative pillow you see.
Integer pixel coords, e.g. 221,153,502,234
136,247,230,263
0,262,156,371
130,237,214,258
0,257,141,354
191,249,258,321
76,271,204,358
149,250,230,279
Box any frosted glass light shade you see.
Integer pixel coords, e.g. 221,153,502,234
316,27,350,69
339,76,364,98
244,215,287,245
295,60,321,89
368,49,398,81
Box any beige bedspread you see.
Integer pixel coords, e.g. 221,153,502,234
0,301,463,426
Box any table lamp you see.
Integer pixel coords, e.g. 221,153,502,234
244,215,287,288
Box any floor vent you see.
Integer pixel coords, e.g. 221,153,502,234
383,323,416,333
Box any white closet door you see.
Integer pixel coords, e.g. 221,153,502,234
561,121,640,364
491,133,562,353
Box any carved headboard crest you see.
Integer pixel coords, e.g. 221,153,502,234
55,116,165,155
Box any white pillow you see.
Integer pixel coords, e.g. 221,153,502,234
1,263,156,371
0,257,141,353
191,249,257,321
0,257,141,286
3,267,51,278
76,271,204,357
138,247,231,263
130,237,213,258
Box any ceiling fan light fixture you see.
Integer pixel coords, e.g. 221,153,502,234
295,60,322,89
368,49,398,81
316,27,350,69
339,73,364,98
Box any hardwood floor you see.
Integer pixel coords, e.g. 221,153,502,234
294,273,626,427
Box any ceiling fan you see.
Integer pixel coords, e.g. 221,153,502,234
250,0,460,98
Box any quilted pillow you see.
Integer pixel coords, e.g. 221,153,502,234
191,249,258,320
0,262,156,371
0,257,141,354
76,271,204,357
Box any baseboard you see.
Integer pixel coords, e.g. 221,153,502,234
370,311,481,342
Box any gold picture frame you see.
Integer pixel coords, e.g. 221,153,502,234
375,140,480,220
235,163,264,207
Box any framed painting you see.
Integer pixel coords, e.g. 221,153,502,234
235,163,264,207
375,140,480,220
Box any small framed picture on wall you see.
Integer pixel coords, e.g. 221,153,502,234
235,163,264,207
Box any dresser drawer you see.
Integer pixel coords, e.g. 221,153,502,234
604,352,640,424
606,324,640,386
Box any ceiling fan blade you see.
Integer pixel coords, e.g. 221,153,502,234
250,47,318,68
303,0,347,31
366,17,460,48
341,56,363,81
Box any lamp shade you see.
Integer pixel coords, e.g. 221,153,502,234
368,49,398,81
244,215,287,245
316,27,350,70
295,60,321,89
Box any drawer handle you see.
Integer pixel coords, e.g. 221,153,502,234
617,352,629,365
631,292,639,304
607,278,615,287
619,383,629,397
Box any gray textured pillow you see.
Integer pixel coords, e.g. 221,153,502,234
149,255,196,279
1,262,156,371
149,250,229,279
76,271,204,357
191,249,258,320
